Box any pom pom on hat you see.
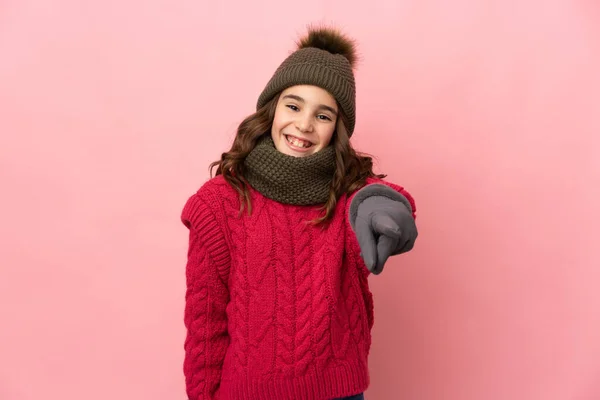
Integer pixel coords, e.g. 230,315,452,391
296,26,358,69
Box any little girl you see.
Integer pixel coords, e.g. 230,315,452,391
181,26,418,400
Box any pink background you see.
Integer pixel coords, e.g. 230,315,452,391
1,1,599,399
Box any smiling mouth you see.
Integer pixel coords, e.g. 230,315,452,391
285,134,313,149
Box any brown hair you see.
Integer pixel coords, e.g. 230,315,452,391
209,94,385,224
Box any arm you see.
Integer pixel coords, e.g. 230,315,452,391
347,177,418,274
181,192,231,400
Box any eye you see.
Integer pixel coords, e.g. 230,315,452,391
286,104,299,111
317,114,333,121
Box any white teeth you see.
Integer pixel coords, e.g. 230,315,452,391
286,135,311,148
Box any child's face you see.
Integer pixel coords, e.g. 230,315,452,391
271,85,338,157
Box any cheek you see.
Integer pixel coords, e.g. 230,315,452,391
318,125,336,146
271,119,283,139
271,111,290,133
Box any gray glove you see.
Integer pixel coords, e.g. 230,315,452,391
349,184,418,274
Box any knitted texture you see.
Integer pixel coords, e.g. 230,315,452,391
256,47,357,135
244,135,336,205
181,176,416,400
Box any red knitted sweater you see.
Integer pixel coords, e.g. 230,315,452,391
181,175,416,400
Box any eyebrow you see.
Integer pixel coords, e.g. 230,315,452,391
282,94,338,115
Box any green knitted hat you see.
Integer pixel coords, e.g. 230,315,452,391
256,27,358,136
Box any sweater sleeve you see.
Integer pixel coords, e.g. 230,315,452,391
181,191,231,400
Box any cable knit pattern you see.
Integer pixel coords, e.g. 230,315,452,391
245,195,276,376
272,201,296,377
291,207,315,378
181,175,416,400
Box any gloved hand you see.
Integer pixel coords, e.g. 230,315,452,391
349,185,418,274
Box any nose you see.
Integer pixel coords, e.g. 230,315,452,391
295,113,314,133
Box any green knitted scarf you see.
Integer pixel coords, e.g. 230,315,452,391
244,135,336,205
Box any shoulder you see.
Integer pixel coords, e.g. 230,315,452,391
181,175,238,230
197,175,238,202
